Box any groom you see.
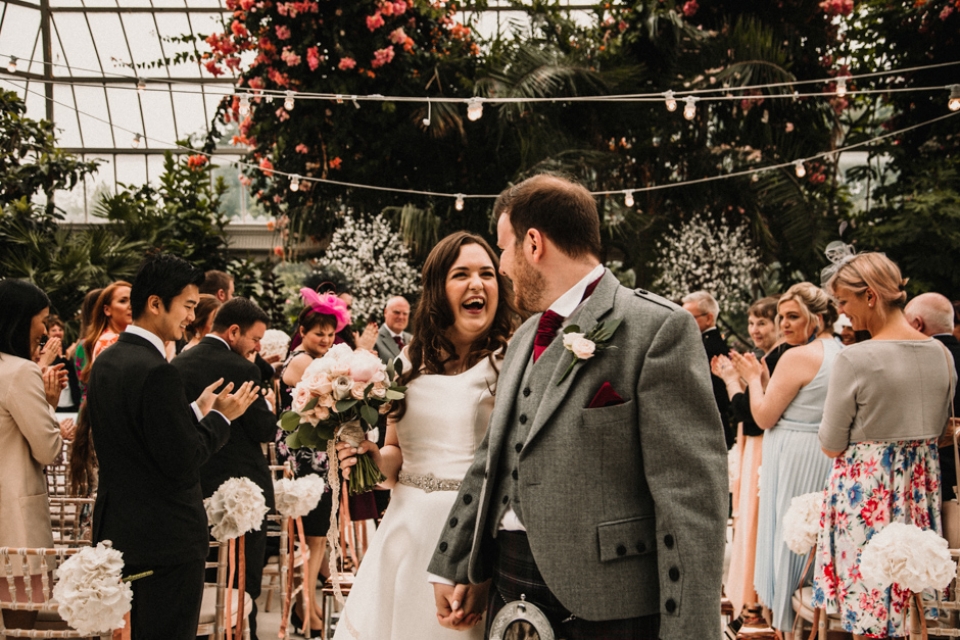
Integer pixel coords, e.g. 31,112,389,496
428,175,728,639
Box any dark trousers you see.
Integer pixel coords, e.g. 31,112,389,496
488,531,660,640
205,527,267,640
127,558,205,640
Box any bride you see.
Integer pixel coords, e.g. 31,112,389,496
333,231,517,639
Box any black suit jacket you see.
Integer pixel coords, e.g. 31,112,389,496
172,337,276,509
935,334,960,499
702,327,733,448
87,332,231,566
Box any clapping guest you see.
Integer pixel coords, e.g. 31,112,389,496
0,280,64,630
374,296,412,365
712,295,779,621
43,315,81,414
730,283,840,639
683,291,734,449
813,254,957,639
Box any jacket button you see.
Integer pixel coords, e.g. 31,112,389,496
522,387,531,397
665,598,677,613
511,469,518,480
439,542,448,552
664,534,674,548
502,496,509,504
515,443,523,453
636,542,647,554
616,544,627,556
519,414,528,424
463,495,473,505
449,517,458,528
669,567,680,582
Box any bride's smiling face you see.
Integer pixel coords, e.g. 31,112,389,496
445,243,499,346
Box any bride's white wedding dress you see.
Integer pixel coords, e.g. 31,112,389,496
333,355,496,640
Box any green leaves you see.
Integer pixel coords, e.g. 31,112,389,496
359,404,380,429
280,410,301,433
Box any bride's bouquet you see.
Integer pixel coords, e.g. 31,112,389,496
279,343,406,495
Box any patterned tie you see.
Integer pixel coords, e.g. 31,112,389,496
531,274,604,363
393,335,405,350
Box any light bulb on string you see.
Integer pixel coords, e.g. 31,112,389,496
949,85,960,112
835,76,847,98
7,56,17,73
455,194,465,211
683,96,697,120
335,94,343,104
289,174,301,192
624,190,635,207
136,78,146,95
794,160,806,178
422,99,431,127
466,97,483,122
284,90,295,111
131,133,142,148
238,93,251,117
662,90,677,112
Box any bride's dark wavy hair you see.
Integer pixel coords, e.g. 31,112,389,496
394,232,518,418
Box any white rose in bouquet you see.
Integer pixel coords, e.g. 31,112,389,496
53,542,132,636
204,477,270,542
782,491,823,554
260,329,291,361
859,522,954,592
332,376,353,401
274,475,327,519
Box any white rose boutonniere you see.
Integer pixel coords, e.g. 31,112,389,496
557,318,622,385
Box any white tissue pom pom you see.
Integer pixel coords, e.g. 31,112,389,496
205,477,270,541
782,492,823,554
859,522,955,593
53,542,132,636
274,475,326,519
260,329,291,360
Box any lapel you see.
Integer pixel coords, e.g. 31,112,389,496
117,332,167,363
524,270,619,448
378,326,399,358
485,317,537,447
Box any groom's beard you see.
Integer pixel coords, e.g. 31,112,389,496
511,257,546,314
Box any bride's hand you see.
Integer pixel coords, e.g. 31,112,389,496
335,440,382,478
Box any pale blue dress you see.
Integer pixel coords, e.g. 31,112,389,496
753,338,841,631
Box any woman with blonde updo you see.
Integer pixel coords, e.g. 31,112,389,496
729,283,841,639
812,253,956,639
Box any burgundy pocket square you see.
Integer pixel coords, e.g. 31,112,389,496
589,382,625,408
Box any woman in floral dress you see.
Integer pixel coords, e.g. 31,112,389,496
813,251,957,638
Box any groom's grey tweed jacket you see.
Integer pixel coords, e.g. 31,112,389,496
427,270,728,639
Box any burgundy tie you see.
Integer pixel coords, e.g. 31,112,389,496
531,274,604,363
393,335,405,350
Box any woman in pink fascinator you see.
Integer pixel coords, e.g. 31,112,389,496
273,288,351,636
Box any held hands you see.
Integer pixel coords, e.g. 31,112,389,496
42,363,67,407
335,439,382,479
59,418,76,441
433,582,486,630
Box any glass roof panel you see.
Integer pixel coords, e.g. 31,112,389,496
0,4,41,65
115,153,147,186
120,12,166,69
85,13,137,75
170,82,209,140
72,83,116,146
105,85,146,143
52,85,84,147
154,12,206,77
52,13,104,77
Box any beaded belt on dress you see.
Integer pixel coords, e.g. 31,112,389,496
398,471,462,493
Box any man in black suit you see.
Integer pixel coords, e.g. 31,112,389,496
683,291,734,449
172,297,276,640
906,292,960,497
87,254,259,640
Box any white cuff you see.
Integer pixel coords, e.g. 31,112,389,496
191,401,203,421
209,409,231,426
427,573,455,586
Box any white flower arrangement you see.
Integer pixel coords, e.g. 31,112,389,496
651,212,763,318
53,541,133,636
782,491,823,554
312,213,420,322
859,522,955,593
274,475,326,520
204,477,270,542
260,329,291,361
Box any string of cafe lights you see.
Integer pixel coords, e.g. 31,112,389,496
7,77,960,209
4,52,960,121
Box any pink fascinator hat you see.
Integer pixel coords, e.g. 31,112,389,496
300,288,351,333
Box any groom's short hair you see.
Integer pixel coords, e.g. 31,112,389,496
131,253,205,320
497,174,602,260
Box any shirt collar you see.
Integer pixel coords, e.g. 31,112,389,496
124,324,167,358
206,334,231,350
548,264,606,318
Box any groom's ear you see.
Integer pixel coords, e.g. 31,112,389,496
525,228,545,262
